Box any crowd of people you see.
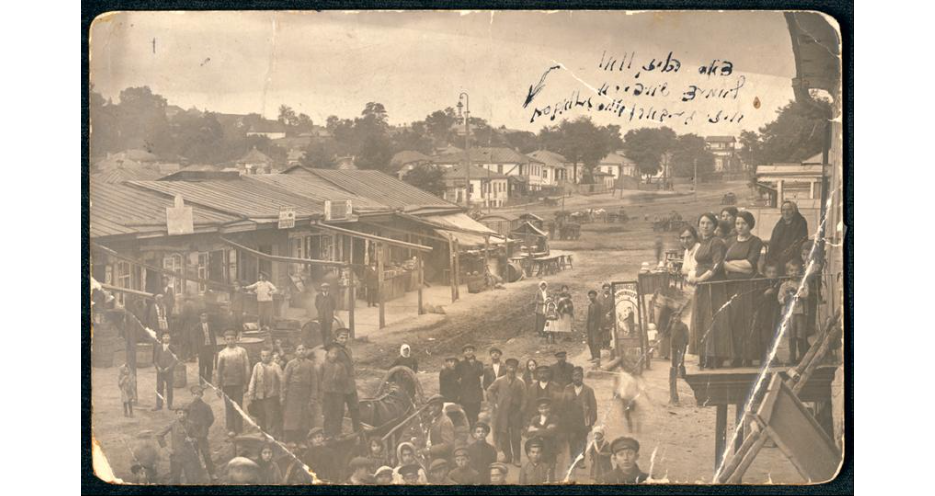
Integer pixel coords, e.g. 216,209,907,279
677,200,820,373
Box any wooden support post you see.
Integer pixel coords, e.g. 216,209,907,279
734,403,745,455
448,235,457,303
453,239,461,301
416,251,424,315
348,268,356,339
377,242,386,329
715,404,728,470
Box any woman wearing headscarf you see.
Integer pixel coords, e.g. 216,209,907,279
391,344,419,372
687,213,730,369
554,285,575,336
768,201,809,274
254,442,284,484
392,442,427,484
723,210,765,366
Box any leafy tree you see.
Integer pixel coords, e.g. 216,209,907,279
403,164,446,196
278,105,297,127
622,127,677,181
424,109,456,146
550,117,618,183
355,134,393,171
501,129,539,154
301,141,338,169
738,100,831,166
669,133,715,178
114,86,170,153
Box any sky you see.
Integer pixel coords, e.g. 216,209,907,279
90,10,800,136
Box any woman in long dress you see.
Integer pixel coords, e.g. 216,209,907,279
723,210,764,367
554,285,575,335
688,213,730,369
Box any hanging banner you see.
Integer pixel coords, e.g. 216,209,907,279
278,206,296,229
612,280,645,374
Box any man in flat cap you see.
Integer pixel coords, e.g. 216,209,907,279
152,331,178,411
423,394,455,462
439,357,460,403
483,347,506,390
550,350,575,390
156,407,205,484
448,446,480,485
216,329,250,435
186,385,217,480
523,366,563,429
456,344,485,427
332,327,362,433
605,436,649,484
524,397,560,480
427,458,456,485
315,282,337,347
488,462,510,485
562,366,597,472
485,357,525,467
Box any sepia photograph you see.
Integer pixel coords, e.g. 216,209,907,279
85,9,847,487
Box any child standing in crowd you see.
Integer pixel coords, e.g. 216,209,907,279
374,466,394,485
467,421,498,483
779,259,811,364
587,427,613,483
448,446,481,484
156,408,205,484
255,442,283,484
519,438,551,484
118,363,136,417
301,427,337,483
365,436,390,470
755,262,783,364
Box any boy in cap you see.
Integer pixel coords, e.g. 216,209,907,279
524,366,563,427
485,357,525,466
315,282,337,346
348,456,375,485
524,397,560,480
374,465,394,485
488,462,509,484
321,342,349,437
518,437,551,484
301,427,337,483
605,436,649,484
456,344,485,427
398,463,423,485
216,329,251,435
423,394,455,462
223,456,260,484
439,357,460,403
467,421,498,484
247,348,283,437
448,446,480,485
428,458,456,485
186,385,217,480
483,347,506,390
156,407,206,484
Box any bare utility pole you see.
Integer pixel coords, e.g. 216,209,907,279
457,93,471,209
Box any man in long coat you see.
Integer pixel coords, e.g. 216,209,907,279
281,344,319,444
192,312,218,386
315,283,337,346
332,328,362,433
562,366,597,470
523,366,564,426
455,344,485,428
485,357,525,466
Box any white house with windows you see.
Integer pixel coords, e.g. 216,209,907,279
441,163,510,207
432,147,546,195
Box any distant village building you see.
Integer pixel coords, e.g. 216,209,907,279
526,150,570,187
597,150,638,180
391,150,434,179
441,164,509,208
286,149,306,167
705,136,740,172
246,121,288,140
235,147,274,174
334,156,357,170
431,147,546,195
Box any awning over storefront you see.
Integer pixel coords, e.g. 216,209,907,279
401,212,506,248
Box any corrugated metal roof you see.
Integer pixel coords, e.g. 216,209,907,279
286,167,455,211
250,174,388,213
433,147,542,165
528,150,569,168
90,181,239,239
443,164,509,181
127,177,323,221
90,167,164,184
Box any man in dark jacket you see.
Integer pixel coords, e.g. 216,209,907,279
333,328,362,433
157,407,205,483
439,357,460,403
605,436,649,483
192,312,218,386
550,351,575,390
315,283,337,346
152,332,179,410
482,347,507,390
186,385,216,480
562,367,597,470
423,395,455,462
523,366,564,427
586,290,604,366
456,345,485,427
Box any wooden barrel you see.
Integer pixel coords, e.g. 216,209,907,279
173,362,188,388
136,343,153,368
